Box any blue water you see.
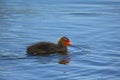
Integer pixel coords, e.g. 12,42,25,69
0,0,120,80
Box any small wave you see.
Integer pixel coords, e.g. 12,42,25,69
69,12,101,16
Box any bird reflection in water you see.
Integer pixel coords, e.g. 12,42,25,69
27,52,71,65
58,53,71,65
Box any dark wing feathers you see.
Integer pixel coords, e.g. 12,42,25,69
27,42,58,54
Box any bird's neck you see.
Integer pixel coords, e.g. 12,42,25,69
57,44,67,53
58,42,66,47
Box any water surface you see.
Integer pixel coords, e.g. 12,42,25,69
0,0,120,80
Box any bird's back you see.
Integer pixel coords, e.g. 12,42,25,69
27,42,58,55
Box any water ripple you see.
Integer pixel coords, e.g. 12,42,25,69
1,0,120,80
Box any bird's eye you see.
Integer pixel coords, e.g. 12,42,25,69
64,38,69,42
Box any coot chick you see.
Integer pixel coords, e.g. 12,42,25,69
26,36,72,55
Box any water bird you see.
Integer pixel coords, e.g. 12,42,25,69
26,36,72,55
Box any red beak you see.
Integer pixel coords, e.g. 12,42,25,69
65,41,72,46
